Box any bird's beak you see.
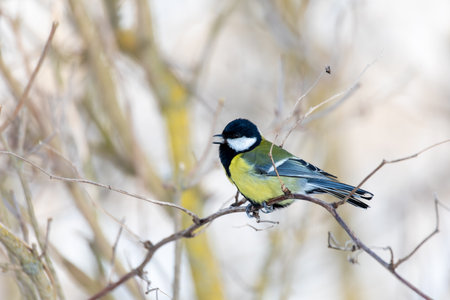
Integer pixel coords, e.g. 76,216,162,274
212,134,225,144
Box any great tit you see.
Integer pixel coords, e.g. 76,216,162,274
213,118,373,213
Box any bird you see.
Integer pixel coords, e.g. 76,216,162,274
213,118,373,215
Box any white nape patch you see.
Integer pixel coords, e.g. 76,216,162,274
227,137,257,152
267,158,289,173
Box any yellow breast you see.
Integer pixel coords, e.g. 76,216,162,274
228,153,298,203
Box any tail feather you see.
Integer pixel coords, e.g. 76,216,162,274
305,179,373,209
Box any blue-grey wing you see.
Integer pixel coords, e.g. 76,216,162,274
263,157,373,208
264,158,337,179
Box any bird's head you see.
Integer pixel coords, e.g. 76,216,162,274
213,118,262,153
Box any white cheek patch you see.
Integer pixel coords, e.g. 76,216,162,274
227,137,257,152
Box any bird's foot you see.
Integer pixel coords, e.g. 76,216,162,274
245,203,262,218
245,203,255,218
261,201,274,214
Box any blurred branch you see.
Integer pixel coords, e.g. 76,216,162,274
0,223,55,300
0,22,58,134
1,135,64,300
67,0,166,199
188,0,239,90
133,1,225,299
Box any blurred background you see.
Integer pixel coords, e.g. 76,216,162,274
0,0,449,299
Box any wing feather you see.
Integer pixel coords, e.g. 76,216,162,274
265,158,337,179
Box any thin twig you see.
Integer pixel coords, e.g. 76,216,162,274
291,68,327,115
280,89,352,147
0,150,200,223
268,141,290,195
393,195,441,269
336,138,450,207
281,59,377,146
0,22,58,133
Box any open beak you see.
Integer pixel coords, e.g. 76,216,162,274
212,134,225,144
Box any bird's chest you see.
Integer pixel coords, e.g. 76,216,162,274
228,154,285,202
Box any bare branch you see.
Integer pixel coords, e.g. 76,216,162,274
336,138,450,207
393,195,441,269
0,150,200,222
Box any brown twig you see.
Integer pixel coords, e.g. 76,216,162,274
0,22,58,133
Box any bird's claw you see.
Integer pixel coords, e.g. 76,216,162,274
261,201,274,214
245,202,274,218
245,203,256,218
